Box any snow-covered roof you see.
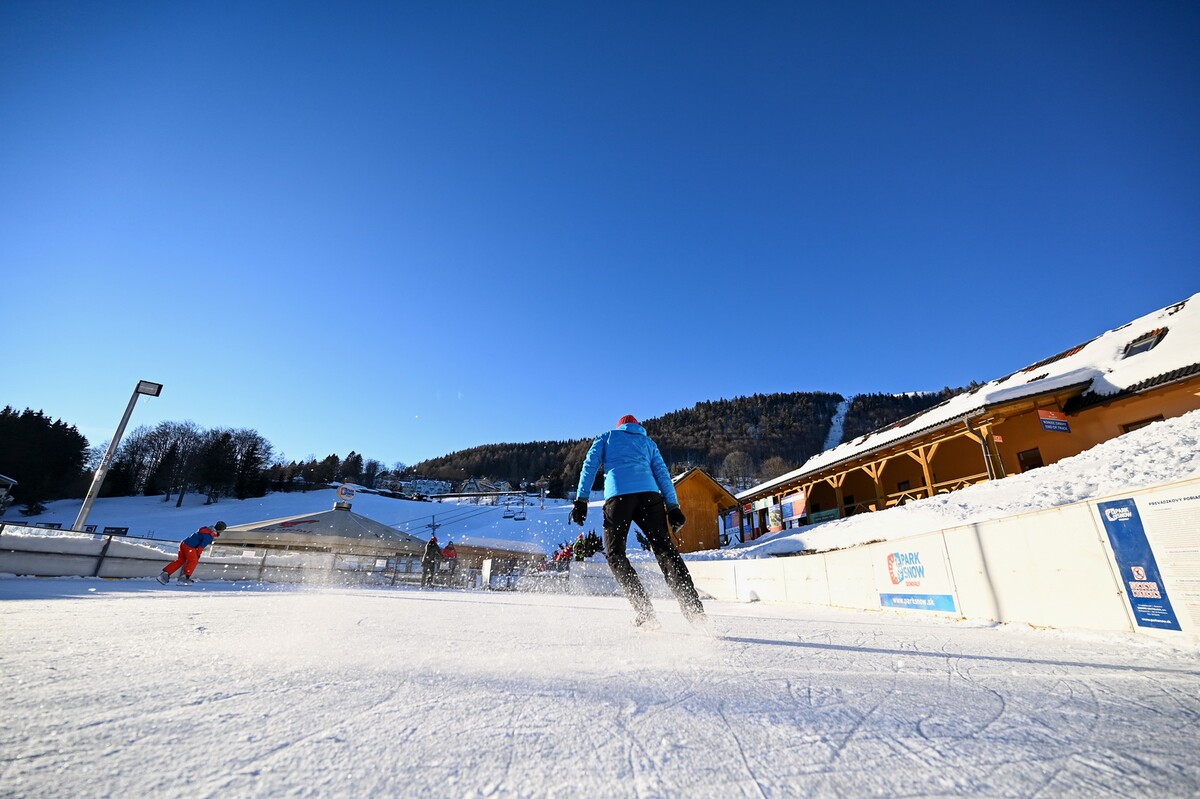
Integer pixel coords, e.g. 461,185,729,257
222,507,426,554
740,292,1200,499
672,467,739,507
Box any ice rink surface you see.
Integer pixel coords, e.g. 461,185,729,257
2,578,1198,798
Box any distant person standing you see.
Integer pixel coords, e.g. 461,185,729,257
421,535,443,588
571,415,705,629
157,521,226,586
442,541,459,580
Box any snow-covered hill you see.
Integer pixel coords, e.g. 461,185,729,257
6,489,578,554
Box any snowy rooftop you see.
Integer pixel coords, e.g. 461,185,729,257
743,292,1200,498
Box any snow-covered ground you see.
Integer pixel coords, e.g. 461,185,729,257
2,577,1198,799
4,399,1200,797
822,397,852,451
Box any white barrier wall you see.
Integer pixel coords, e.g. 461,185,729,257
943,506,1129,631
4,476,1196,638
681,476,1200,638
0,525,371,584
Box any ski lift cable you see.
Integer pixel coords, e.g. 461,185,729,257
384,499,509,528
387,503,509,532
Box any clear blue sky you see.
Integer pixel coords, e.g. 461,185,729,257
2,1,1197,467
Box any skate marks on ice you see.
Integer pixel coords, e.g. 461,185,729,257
704,616,1200,798
2,582,1199,798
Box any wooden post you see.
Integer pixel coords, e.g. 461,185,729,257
825,472,848,518
964,422,1000,481
905,445,938,498
863,458,889,511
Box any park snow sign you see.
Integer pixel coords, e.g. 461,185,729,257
874,536,959,614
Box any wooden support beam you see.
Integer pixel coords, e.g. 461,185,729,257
862,462,886,512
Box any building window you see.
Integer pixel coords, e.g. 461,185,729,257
1123,328,1168,358
897,480,911,492
1123,415,1165,434
1017,448,1045,472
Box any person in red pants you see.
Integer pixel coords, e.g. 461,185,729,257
158,521,226,585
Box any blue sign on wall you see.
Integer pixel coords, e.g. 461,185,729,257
880,593,958,612
1038,410,1071,433
1097,498,1181,631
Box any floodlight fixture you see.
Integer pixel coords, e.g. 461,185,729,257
72,380,163,533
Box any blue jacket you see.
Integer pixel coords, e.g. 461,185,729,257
183,526,218,550
576,423,679,505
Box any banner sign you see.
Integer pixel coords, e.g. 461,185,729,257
874,537,959,614
1097,498,1182,631
781,491,806,520
767,504,784,533
1038,409,1071,433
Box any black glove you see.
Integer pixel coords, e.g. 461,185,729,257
667,505,686,530
571,499,588,526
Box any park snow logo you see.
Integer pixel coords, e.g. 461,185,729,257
887,552,925,585
1105,506,1134,523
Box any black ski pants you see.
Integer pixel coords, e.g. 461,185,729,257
602,492,704,618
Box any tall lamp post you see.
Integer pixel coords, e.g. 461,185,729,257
72,380,163,532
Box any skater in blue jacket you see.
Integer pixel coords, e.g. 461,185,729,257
571,415,705,629
157,521,225,585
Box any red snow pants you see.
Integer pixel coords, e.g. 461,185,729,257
164,543,202,576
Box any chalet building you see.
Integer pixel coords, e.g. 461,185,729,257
458,477,514,494
733,293,1200,541
671,468,739,553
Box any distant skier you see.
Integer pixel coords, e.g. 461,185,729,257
421,535,443,588
157,521,226,586
571,415,705,630
442,541,459,581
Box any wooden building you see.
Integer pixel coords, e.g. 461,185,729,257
438,536,546,572
735,293,1200,540
671,468,739,553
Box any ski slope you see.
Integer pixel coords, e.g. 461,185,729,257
2,577,1198,798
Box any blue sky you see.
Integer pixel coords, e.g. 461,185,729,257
2,1,1197,467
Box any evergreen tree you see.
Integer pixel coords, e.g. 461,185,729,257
341,451,364,483
197,430,237,503
0,407,90,508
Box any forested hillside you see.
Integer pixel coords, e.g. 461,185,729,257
414,392,846,496
839,386,979,444
412,388,983,495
